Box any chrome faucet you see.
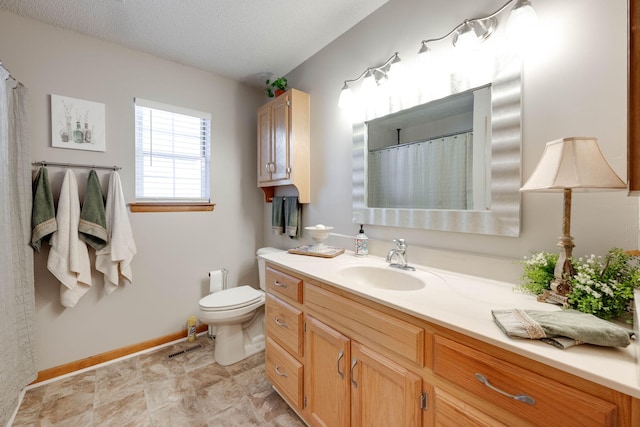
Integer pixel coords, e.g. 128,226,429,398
386,239,415,271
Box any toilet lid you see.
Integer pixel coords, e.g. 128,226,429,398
199,286,264,311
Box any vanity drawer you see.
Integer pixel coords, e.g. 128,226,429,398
266,337,303,409
433,336,617,427
266,266,303,303
266,293,304,357
304,282,424,366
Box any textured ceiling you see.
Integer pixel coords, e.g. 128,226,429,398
0,0,388,86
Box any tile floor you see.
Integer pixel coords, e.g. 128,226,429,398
12,335,306,426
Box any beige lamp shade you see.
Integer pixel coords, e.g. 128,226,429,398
520,137,626,192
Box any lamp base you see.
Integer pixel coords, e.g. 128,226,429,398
537,289,569,308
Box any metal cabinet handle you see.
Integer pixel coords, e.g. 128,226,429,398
265,163,270,172
275,365,288,378
475,373,535,405
337,350,345,379
274,316,288,328
350,357,358,388
270,163,275,172
274,280,287,288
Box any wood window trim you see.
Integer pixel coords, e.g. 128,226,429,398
630,0,639,193
129,202,215,213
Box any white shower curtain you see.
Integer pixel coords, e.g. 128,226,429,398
0,66,36,426
368,132,473,209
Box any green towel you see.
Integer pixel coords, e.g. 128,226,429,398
284,196,301,239
79,169,108,250
30,166,57,252
492,309,634,349
272,196,285,235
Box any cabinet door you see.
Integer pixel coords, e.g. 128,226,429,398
270,93,290,182
351,341,423,427
257,103,272,183
306,315,350,427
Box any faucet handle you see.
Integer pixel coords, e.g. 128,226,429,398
393,238,407,249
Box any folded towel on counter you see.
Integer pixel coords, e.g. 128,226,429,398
78,169,108,250
492,309,634,349
96,171,137,294
30,166,57,252
47,169,92,308
271,196,285,235
284,196,301,238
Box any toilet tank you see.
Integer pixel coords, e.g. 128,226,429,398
256,247,282,290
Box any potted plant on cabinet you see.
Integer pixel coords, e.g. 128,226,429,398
265,77,288,98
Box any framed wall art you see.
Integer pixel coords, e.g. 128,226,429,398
51,94,106,152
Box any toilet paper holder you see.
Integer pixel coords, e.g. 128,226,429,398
209,268,229,292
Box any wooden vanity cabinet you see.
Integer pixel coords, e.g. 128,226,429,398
257,88,310,203
263,263,638,427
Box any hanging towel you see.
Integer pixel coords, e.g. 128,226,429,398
492,309,634,349
96,171,137,294
30,166,57,252
284,196,301,238
78,169,107,250
271,196,285,235
47,169,92,308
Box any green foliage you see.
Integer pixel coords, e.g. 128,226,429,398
519,248,640,321
568,249,640,321
264,77,288,97
519,251,558,296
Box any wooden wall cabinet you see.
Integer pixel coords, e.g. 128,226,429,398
264,263,637,427
257,89,310,203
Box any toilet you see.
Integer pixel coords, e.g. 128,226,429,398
198,247,281,366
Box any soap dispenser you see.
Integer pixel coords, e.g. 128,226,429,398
355,224,368,257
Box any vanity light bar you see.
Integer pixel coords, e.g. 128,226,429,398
339,0,538,109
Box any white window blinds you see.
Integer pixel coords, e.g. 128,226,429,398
134,98,211,202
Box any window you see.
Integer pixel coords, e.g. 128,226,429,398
134,98,212,210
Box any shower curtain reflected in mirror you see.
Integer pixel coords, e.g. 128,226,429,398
367,132,473,210
0,65,36,426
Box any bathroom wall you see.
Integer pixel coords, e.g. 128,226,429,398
265,0,639,282
0,11,264,371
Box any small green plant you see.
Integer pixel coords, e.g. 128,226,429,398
519,248,640,321
265,77,288,97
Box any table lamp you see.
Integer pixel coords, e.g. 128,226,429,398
520,137,626,297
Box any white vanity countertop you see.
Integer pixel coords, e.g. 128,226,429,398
262,250,640,398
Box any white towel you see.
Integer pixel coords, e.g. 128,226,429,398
96,171,137,294
47,169,92,308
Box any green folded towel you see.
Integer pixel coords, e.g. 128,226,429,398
492,309,634,349
284,196,301,239
30,166,57,252
272,196,285,235
79,169,108,250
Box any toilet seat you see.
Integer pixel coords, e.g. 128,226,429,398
199,285,264,312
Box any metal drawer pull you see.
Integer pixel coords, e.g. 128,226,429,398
274,316,288,328
337,350,344,379
350,357,358,388
274,280,287,288
475,373,535,405
275,365,288,378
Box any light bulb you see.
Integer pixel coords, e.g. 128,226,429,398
454,21,480,50
338,82,353,109
507,0,539,46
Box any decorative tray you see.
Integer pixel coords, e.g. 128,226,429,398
288,245,345,258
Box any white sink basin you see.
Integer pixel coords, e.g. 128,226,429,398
338,265,444,291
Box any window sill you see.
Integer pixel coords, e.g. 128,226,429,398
129,202,215,213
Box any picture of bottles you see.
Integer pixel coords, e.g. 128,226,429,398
51,94,106,152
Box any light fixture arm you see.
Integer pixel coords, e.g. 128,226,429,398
418,0,517,50
342,52,400,86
